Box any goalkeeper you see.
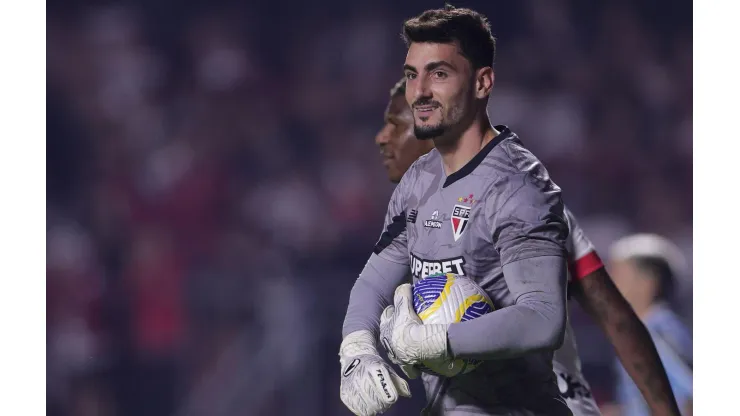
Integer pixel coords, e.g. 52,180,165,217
340,6,572,416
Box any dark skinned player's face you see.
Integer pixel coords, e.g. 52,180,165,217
403,41,476,141
375,94,434,183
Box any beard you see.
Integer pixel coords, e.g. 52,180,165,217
414,122,447,140
413,102,465,141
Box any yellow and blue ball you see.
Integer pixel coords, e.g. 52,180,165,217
413,273,495,377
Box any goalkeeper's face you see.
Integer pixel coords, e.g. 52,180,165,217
403,41,477,143
375,95,434,183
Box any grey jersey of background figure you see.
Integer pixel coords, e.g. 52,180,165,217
343,126,572,415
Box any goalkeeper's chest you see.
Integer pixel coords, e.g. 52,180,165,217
405,189,500,281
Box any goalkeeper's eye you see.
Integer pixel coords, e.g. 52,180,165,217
432,71,447,79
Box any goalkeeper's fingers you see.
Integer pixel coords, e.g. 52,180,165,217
380,304,394,328
380,305,397,361
393,284,412,313
393,284,421,324
388,369,412,398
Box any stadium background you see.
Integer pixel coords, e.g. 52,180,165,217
46,0,692,415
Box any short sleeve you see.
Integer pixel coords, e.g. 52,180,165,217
488,171,568,266
564,207,605,280
372,170,413,265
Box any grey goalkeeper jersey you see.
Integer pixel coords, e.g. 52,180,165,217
343,126,572,415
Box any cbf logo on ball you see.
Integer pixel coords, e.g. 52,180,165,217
451,204,471,241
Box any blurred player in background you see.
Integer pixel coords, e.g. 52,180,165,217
341,5,574,415
375,79,681,416
608,234,693,415
375,78,435,184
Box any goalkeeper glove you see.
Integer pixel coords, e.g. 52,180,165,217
339,330,412,416
379,284,450,366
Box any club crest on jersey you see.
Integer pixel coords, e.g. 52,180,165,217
451,204,471,241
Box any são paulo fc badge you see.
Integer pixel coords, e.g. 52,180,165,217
451,204,471,241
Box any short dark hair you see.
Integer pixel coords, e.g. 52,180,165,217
401,4,496,69
390,77,406,98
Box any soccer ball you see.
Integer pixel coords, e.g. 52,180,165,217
412,273,495,377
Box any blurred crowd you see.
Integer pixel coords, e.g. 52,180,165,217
46,0,692,415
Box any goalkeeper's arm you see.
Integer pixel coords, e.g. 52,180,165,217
339,164,417,416
448,171,570,360
343,163,415,337
339,254,413,416
342,254,410,338
447,255,568,360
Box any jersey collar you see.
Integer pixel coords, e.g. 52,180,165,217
442,125,512,188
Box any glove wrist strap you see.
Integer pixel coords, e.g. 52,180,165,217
340,330,379,357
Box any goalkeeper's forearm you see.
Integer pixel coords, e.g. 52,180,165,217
342,254,410,338
447,255,568,360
